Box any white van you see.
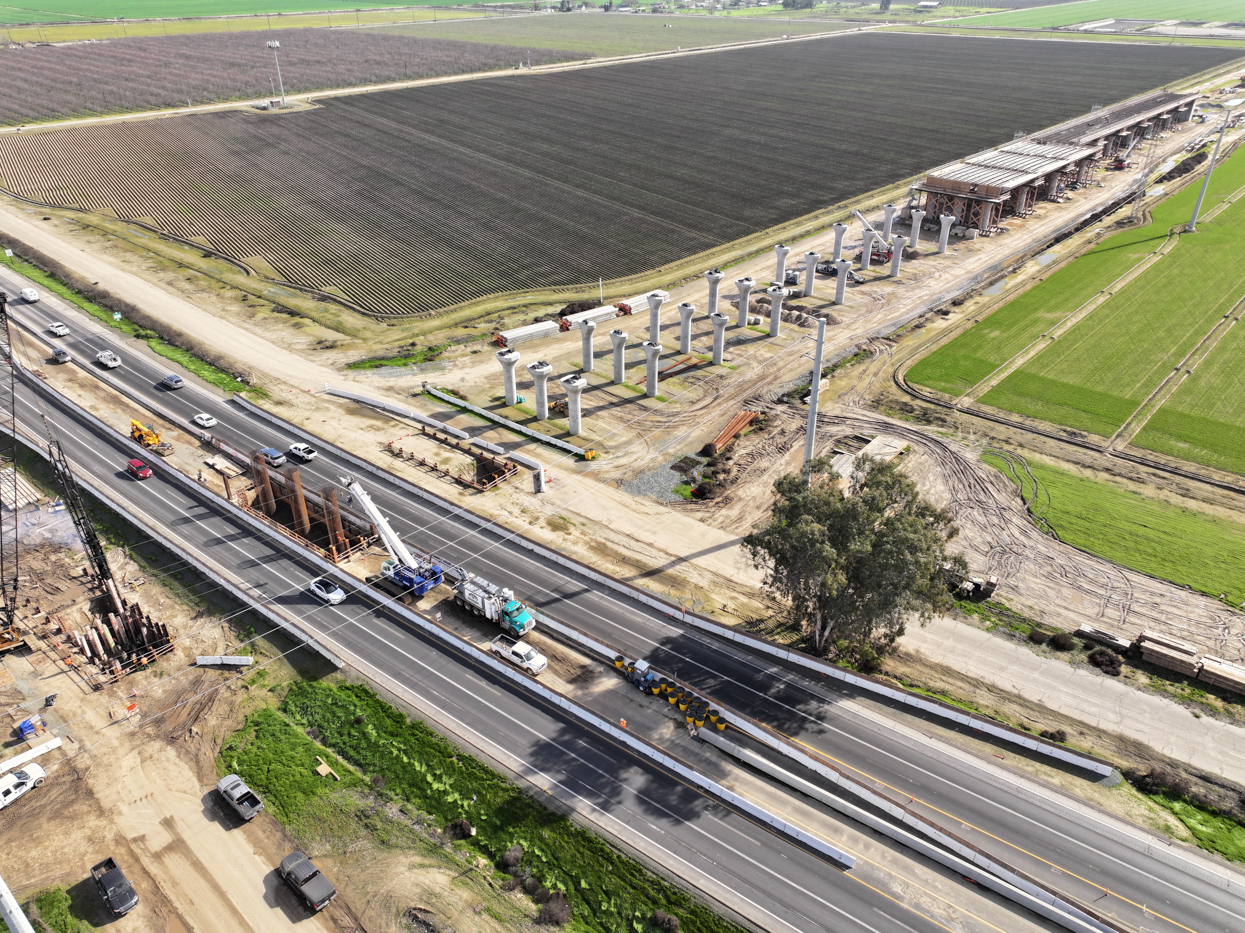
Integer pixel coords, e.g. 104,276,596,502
0,763,46,809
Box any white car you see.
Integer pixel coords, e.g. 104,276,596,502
19,287,39,303
192,413,218,429
0,763,45,810
309,577,345,605
96,350,121,369
48,322,69,337
288,443,318,462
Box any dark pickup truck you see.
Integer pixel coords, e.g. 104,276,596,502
278,851,337,912
91,857,139,917
217,774,264,820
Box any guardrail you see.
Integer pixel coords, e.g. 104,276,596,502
230,396,1117,778
530,607,1121,933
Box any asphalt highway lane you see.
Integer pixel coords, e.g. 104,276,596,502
7,283,1245,933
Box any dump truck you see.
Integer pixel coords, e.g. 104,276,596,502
454,574,534,637
217,774,264,820
91,857,139,917
490,635,548,675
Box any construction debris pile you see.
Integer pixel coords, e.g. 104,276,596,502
50,598,173,688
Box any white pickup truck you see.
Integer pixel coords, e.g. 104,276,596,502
96,350,121,369
490,635,548,676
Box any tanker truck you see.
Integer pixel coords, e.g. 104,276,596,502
454,573,534,637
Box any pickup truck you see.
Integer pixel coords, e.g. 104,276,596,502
278,851,337,912
217,774,264,820
96,350,121,368
91,857,139,917
490,635,547,676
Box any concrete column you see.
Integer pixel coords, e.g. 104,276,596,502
860,231,875,271
735,277,755,328
908,209,925,250
610,329,628,385
831,222,848,262
834,259,850,304
1076,160,1091,185
527,360,553,419
774,243,791,282
646,291,665,342
677,302,696,354
804,316,827,467
938,213,956,253
1046,173,1060,199
766,285,785,338
803,251,820,297
579,319,597,373
560,374,586,436
882,203,898,241
709,311,729,365
890,236,906,277
496,348,520,406
642,341,662,398
704,268,724,316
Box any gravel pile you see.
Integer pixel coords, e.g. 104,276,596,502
616,460,687,502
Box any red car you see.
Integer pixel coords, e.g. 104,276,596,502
126,459,152,480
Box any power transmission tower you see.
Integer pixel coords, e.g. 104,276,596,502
0,292,21,631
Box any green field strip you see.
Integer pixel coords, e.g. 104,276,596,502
901,24,1245,47
956,0,1245,29
981,163,1245,437
982,453,1245,604
0,1,458,25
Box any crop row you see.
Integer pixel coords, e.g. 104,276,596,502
0,27,585,126
0,33,1236,316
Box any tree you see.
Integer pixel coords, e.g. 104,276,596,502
782,0,816,9
879,0,892,11
743,455,964,662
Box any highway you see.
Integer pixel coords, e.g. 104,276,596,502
0,303,1046,933
6,276,1245,933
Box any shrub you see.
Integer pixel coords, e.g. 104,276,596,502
1089,647,1123,675
1126,765,1190,798
533,886,552,904
538,892,572,925
1040,728,1068,744
448,818,474,839
524,876,542,895
502,878,520,891
1028,629,1050,645
502,843,524,871
1050,632,1076,651
653,910,681,932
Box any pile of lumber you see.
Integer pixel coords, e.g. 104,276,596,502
1199,657,1245,694
1138,630,1201,677
707,410,758,455
1075,624,1133,653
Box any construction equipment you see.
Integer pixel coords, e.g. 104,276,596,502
129,421,173,455
851,209,894,264
815,261,865,283
454,573,534,637
341,476,443,598
1110,158,1134,170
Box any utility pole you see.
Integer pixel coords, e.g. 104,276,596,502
803,316,827,472
0,293,19,632
266,40,286,108
0,868,35,933
1187,111,1232,233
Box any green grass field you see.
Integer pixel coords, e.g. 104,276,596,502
903,24,1245,46
0,0,462,25
908,145,1245,399
381,13,851,56
982,453,1245,603
958,0,1245,28
979,154,1245,438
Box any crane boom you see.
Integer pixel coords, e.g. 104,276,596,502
851,209,884,241
339,476,417,568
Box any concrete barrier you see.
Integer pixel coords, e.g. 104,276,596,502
325,386,468,439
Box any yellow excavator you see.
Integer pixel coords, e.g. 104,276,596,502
130,420,174,456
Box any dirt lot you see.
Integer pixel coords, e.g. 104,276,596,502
0,510,535,933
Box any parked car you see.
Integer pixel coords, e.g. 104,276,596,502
288,442,318,462
309,577,346,605
96,350,121,369
259,447,286,467
52,348,71,363
126,459,153,480
161,374,186,390
217,774,265,820
0,763,45,810
48,321,69,337
278,851,337,912
91,857,139,917
18,287,38,302
192,413,218,428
